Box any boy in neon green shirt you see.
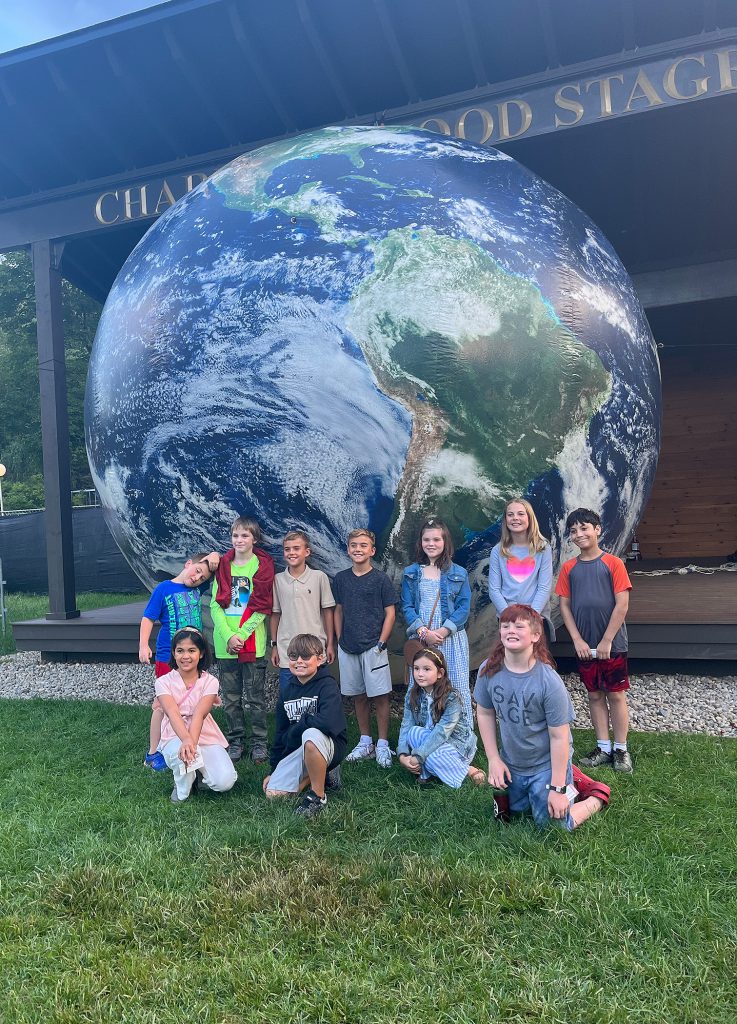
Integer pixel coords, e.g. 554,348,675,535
211,516,274,763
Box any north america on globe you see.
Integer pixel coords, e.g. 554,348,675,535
85,125,661,657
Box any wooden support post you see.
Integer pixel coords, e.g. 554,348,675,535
32,239,79,620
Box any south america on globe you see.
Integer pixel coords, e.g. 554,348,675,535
85,125,661,658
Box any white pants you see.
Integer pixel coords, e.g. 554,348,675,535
162,738,237,801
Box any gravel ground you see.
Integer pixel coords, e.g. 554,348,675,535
1,651,736,737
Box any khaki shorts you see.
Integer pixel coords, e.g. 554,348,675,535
338,646,392,698
268,728,334,793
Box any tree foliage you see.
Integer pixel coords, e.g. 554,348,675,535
0,250,101,509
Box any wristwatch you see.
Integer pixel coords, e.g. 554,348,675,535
545,784,567,794
376,641,387,652
270,640,278,648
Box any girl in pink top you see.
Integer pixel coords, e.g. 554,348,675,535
155,627,237,803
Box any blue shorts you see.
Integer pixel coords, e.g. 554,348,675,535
507,760,575,831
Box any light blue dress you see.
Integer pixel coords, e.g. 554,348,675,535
417,575,472,731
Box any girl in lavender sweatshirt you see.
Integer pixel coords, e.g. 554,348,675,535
489,498,554,639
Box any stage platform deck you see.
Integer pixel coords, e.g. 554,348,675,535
10,562,737,664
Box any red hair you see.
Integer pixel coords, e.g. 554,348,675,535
479,604,556,677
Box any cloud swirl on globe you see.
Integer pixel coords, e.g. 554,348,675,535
85,126,660,657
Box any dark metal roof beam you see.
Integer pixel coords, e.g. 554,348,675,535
47,59,129,168
536,0,561,68
102,41,188,160
227,1,295,134
455,0,488,87
162,24,241,145
371,0,420,103
296,0,356,118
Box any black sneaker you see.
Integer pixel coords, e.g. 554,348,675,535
612,749,634,773
227,743,244,763
325,765,342,791
294,788,327,819
578,746,613,769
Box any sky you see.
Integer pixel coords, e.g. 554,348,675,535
0,1,167,53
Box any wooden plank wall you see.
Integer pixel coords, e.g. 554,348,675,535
636,345,737,559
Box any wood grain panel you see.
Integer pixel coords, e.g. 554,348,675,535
636,345,737,559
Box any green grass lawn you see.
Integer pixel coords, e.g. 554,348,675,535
0,592,147,655
1,700,736,1024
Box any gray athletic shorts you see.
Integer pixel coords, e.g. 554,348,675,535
268,728,334,793
338,646,392,698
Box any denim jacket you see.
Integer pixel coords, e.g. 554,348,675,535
401,561,471,637
397,687,477,763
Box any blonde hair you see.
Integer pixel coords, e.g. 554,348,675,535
500,498,549,559
347,528,375,544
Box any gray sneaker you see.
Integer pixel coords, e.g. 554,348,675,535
227,743,244,763
250,743,269,764
325,765,342,790
612,749,634,773
578,746,613,769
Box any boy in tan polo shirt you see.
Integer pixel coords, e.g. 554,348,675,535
271,530,336,696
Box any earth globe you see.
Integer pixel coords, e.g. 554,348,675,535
85,125,661,660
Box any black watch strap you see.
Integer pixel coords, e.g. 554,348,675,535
546,784,567,794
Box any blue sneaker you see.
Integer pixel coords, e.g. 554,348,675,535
144,751,167,772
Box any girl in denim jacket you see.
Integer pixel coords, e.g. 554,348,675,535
401,518,473,730
398,648,481,787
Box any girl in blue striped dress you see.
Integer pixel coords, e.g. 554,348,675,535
397,648,482,788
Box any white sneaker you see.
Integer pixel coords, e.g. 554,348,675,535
375,744,393,769
345,741,376,762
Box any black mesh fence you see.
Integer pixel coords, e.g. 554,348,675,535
0,508,142,593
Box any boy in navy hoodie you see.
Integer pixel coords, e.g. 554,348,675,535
263,633,347,818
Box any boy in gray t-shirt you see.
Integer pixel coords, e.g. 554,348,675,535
475,604,609,830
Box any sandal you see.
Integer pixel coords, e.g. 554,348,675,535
572,764,611,808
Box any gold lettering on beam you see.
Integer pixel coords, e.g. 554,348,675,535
154,180,177,215
624,68,664,111
419,117,452,135
456,106,494,143
123,185,149,220
498,99,532,140
185,172,208,191
554,83,584,127
94,190,120,225
715,48,737,91
585,74,624,117
663,54,709,100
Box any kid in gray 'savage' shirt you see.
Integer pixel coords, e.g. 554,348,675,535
474,659,574,774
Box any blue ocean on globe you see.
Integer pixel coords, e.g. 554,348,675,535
85,125,661,656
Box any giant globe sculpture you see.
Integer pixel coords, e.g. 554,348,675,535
85,125,661,658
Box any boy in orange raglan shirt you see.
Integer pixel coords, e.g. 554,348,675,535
555,508,634,774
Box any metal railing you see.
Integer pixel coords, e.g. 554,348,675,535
0,488,101,516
